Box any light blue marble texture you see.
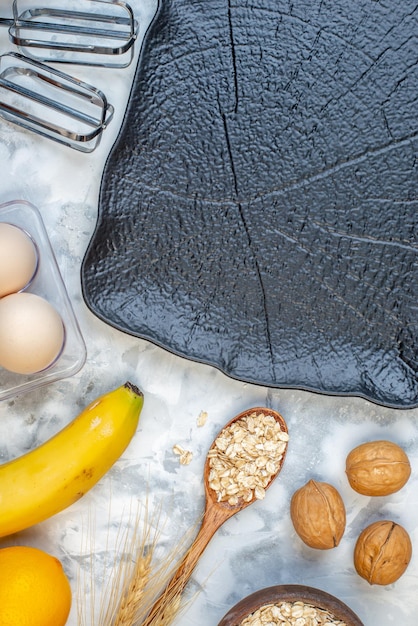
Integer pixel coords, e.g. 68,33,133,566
0,3,417,625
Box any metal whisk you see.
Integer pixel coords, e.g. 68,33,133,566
0,52,114,151
1,0,138,68
0,1,141,149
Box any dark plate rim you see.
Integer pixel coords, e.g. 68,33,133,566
79,287,418,411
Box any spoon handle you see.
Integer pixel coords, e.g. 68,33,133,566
146,503,229,623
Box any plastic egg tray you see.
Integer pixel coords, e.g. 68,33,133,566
0,199,86,400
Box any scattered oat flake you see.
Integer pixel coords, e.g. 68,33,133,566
173,444,193,465
197,410,208,426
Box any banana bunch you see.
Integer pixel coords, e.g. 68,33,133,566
0,381,144,538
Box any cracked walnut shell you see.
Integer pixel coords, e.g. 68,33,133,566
290,480,346,550
354,520,412,585
346,440,411,496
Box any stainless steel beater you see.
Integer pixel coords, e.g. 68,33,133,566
1,0,138,68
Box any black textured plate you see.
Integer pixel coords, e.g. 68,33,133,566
81,0,418,408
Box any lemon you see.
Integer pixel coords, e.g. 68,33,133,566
0,546,72,626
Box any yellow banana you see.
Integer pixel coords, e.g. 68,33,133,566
0,381,144,538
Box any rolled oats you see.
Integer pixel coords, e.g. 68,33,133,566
239,601,347,626
207,411,288,505
197,410,208,427
173,444,193,465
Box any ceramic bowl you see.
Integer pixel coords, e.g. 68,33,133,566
217,584,364,626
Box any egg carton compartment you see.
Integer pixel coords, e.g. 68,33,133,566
0,199,86,400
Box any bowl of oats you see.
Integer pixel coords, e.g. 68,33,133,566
217,584,364,626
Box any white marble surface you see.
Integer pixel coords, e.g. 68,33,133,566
0,3,418,625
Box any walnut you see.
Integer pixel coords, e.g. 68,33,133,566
346,440,411,496
290,479,346,550
354,520,412,585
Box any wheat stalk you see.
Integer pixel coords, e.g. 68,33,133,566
77,496,198,626
140,569,187,626
113,550,153,626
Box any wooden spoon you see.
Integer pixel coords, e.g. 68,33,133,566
146,406,288,623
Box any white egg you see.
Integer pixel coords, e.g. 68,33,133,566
0,293,65,375
0,223,38,298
